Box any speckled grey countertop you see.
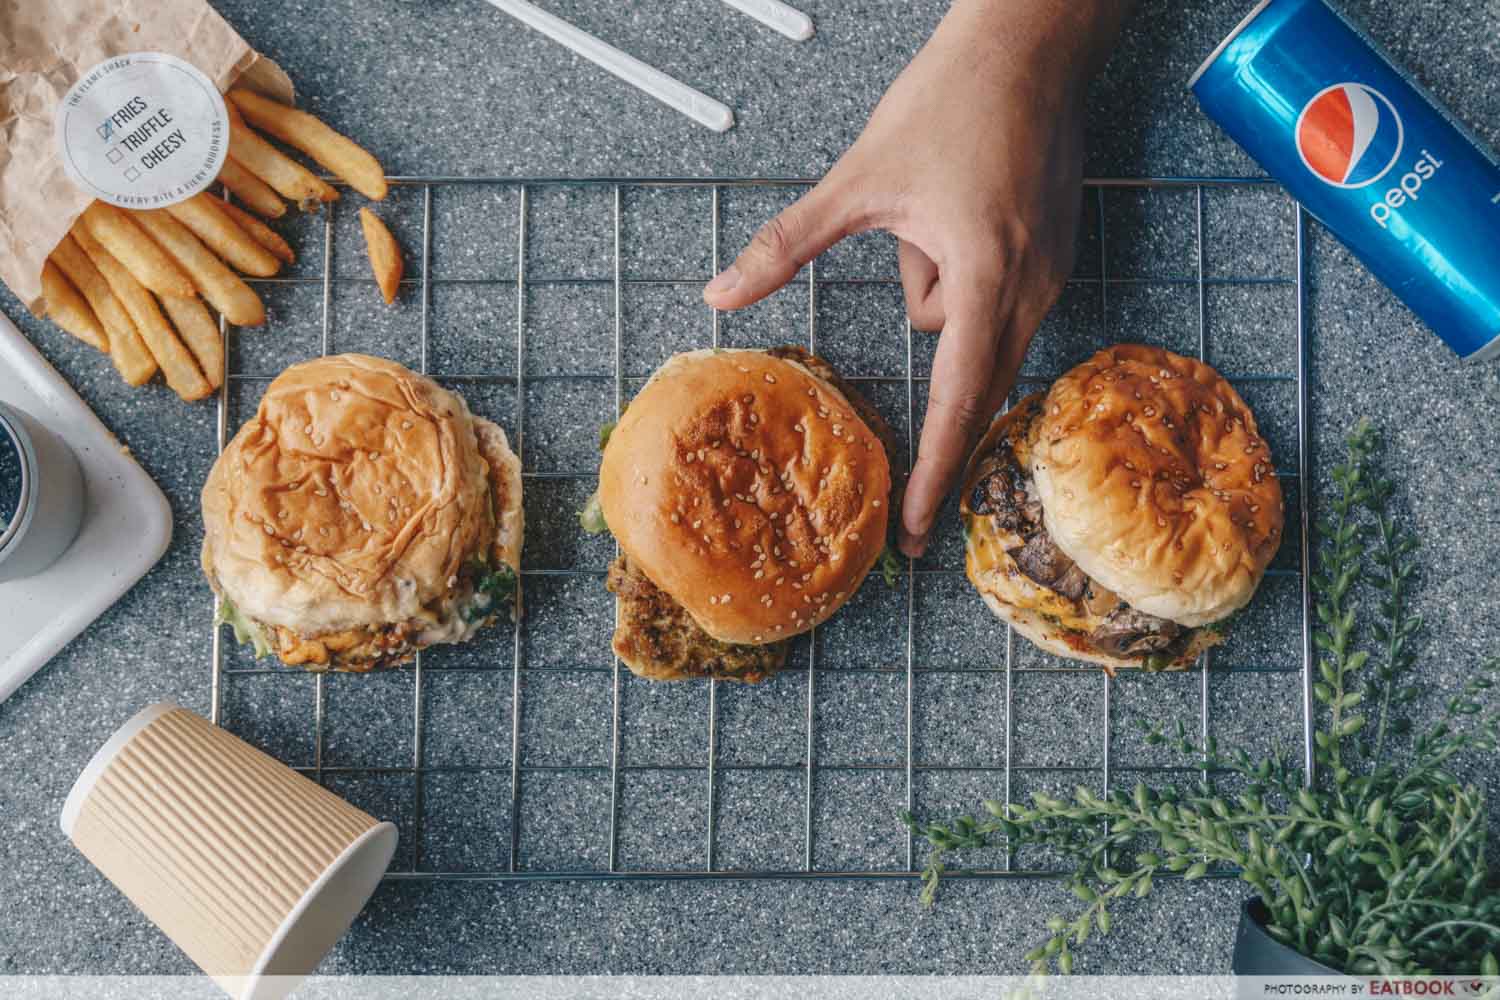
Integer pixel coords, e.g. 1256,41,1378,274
3,0,1499,981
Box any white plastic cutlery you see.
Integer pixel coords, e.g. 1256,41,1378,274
719,0,814,41
480,0,735,132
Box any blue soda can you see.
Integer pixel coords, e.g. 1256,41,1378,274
1190,0,1500,361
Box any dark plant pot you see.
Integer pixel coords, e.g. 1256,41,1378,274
1233,897,1352,993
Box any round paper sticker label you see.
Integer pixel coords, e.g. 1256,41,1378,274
54,53,228,209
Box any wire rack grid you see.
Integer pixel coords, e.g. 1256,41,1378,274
205,175,1314,882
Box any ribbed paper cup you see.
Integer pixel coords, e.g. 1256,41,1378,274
60,704,397,1000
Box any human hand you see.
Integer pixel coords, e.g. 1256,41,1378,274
703,0,1133,557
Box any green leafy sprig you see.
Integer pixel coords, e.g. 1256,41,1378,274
903,420,1500,979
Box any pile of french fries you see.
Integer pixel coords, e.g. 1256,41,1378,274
38,88,404,402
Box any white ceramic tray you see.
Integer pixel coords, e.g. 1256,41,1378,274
0,312,172,702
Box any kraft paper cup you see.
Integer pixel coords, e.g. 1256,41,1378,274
60,704,398,1000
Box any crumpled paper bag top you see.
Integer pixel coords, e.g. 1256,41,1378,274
0,0,294,313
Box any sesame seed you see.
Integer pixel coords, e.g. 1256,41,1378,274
764,373,776,383
721,593,732,603
754,570,764,580
849,532,860,541
742,395,753,405
749,414,759,425
773,625,783,632
278,510,289,519
734,519,742,529
692,519,702,529
402,420,413,430
709,595,719,605
775,576,785,585
1130,479,1141,488
802,595,811,604
316,488,328,497
752,635,763,642
685,452,696,464
807,388,816,397
872,499,882,508
330,391,340,401
737,365,750,373
702,535,711,545
263,524,275,536
319,526,329,536
1250,504,1261,513
671,513,681,524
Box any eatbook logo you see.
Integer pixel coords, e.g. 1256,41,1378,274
1295,82,1404,188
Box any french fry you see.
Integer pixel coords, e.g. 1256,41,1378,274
359,208,403,305
48,235,156,386
73,225,212,402
228,89,387,201
219,200,295,265
40,260,108,352
159,294,224,391
217,157,287,219
80,202,196,299
132,209,266,327
226,103,338,206
164,193,282,278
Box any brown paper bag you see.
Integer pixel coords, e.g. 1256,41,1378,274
0,0,294,313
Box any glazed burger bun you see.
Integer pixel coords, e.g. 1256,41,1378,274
202,354,522,637
598,349,890,645
1030,344,1282,626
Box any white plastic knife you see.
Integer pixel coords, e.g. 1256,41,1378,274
719,0,815,42
480,0,735,132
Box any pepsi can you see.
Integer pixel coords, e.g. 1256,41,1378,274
1191,0,1500,361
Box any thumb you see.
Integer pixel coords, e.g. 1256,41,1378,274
704,176,861,310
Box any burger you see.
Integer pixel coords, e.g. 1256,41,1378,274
589,347,901,683
961,344,1284,671
202,354,523,671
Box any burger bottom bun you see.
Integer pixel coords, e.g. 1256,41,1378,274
972,586,1222,673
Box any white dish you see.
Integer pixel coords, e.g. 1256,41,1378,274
0,312,172,702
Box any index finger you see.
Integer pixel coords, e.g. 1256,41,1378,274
900,278,1023,557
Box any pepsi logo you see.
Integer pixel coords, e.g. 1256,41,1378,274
1295,83,1404,188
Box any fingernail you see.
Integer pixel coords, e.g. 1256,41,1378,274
705,267,741,298
899,533,928,559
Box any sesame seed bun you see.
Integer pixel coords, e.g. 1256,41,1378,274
201,354,522,640
1030,345,1283,627
598,349,891,645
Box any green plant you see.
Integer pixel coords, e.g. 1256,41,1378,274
904,420,1500,979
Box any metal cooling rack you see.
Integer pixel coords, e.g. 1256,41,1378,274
207,176,1314,882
